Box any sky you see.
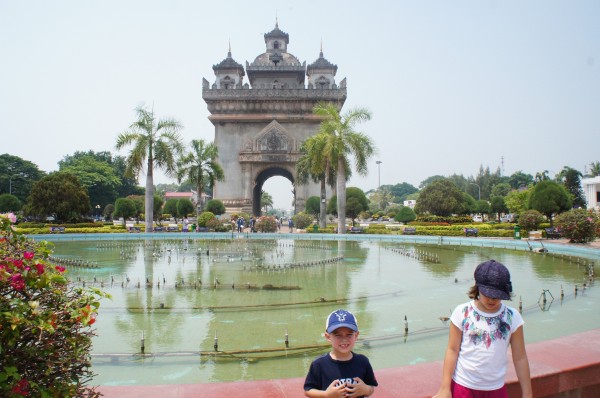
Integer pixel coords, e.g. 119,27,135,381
1,0,599,211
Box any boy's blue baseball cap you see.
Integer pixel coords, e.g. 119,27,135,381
326,309,359,333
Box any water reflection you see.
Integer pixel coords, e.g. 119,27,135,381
49,238,599,386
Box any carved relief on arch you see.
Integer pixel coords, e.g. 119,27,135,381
254,121,295,153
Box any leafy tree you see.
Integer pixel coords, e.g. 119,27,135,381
24,172,90,222
508,171,533,189
419,175,446,189
0,154,46,203
557,166,586,208
368,189,393,212
459,192,476,215
176,139,224,213
58,151,122,209
394,206,417,224
555,208,599,243
528,180,572,225
313,102,375,234
113,198,137,225
115,105,184,232
163,199,179,221
153,194,164,224
518,210,545,231
177,198,195,218
327,195,337,216
415,179,465,216
261,191,273,214
0,193,21,212
490,196,509,221
127,195,145,222
347,187,369,210
103,203,114,220
504,188,530,215
305,196,321,220
384,182,418,204
205,199,225,215
346,197,364,226
0,213,107,397
475,199,491,218
490,182,512,198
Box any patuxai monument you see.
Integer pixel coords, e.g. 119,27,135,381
202,21,347,215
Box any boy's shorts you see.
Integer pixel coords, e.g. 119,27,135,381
451,380,508,398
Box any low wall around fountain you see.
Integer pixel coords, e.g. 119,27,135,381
98,328,600,398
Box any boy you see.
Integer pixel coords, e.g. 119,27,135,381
304,309,377,397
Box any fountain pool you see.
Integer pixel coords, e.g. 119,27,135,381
42,234,599,386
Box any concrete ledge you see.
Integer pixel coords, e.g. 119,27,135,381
98,328,600,398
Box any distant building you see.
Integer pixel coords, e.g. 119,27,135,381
403,200,416,209
582,177,600,210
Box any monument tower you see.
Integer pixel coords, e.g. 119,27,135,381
202,21,346,215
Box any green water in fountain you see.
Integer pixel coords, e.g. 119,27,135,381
49,237,599,386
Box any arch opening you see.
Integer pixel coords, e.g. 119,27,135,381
253,167,294,216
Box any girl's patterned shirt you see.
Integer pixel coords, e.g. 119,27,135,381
451,300,524,391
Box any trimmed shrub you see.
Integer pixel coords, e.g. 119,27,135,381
292,212,313,229
518,210,544,231
197,211,216,227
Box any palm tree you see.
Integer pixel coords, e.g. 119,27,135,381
261,191,273,214
313,102,375,234
588,161,600,177
176,139,224,214
115,106,183,232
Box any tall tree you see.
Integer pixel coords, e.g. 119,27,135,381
508,171,534,189
313,102,375,234
115,106,183,232
557,166,586,208
414,179,465,217
0,154,46,203
58,151,122,209
176,139,224,213
25,172,90,222
528,180,572,225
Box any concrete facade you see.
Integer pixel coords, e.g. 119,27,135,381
582,176,600,210
202,22,346,215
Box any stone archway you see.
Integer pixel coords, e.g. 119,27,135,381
252,167,294,216
202,24,346,216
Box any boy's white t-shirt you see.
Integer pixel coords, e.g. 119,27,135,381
451,300,524,391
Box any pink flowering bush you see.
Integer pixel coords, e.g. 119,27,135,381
255,216,278,232
0,213,109,397
555,208,600,243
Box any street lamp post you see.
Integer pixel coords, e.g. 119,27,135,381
376,161,382,188
469,182,481,201
95,204,101,220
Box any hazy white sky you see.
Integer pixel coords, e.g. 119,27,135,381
1,1,599,210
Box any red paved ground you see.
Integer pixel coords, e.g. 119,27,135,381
98,328,600,398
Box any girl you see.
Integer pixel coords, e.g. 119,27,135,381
434,260,532,398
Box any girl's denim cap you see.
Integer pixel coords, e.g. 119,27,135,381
474,260,513,300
